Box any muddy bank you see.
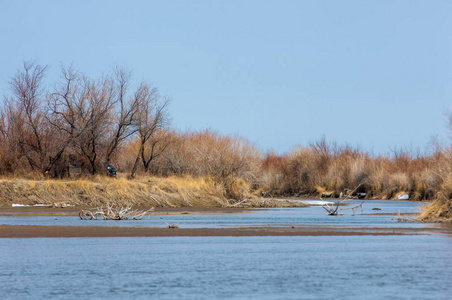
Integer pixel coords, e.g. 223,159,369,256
0,224,436,238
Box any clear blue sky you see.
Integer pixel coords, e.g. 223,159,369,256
1,0,451,154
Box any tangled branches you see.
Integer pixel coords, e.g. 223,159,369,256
322,184,364,216
79,204,154,220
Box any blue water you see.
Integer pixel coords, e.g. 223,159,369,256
1,200,451,299
1,236,451,300
0,200,428,228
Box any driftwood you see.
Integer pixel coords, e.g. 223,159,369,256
321,184,364,216
164,222,179,228
79,204,154,220
392,210,414,222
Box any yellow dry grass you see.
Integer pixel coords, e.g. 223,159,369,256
0,175,278,208
417,198,452,223
417,174,452,223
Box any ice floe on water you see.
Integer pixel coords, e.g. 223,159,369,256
275,199,334,206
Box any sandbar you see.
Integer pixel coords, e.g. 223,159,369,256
0,224,441,238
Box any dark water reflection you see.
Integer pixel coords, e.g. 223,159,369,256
1,235,451,299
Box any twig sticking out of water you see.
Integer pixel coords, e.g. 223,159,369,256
321,184,364,216
340,201,364,216
164,222,179,228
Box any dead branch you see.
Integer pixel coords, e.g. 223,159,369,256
392,210,414,222
321,184,364,216
164,222,179,228
338,201,364,215
226,198,250,207
79,204,154,220
79,209,96,220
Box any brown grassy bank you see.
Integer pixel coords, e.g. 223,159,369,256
2,125,452,220
0,175,306,209
417,197,452,223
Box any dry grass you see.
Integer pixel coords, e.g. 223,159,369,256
417,198,452,223
118,130,262,202
0,174,301,209
257,140,452,222
417,171,452,223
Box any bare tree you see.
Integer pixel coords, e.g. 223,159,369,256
141,129,175,173
48,65,140,175
130,83,170,178
0,100,24,173
3,62,170,177
48,65,158,176
7,61,52,173
46,65,87,175
104,66,139,165
76,75,117,174
47,66,115,175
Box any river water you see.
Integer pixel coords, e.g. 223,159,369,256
0,200,430,228
1,200,451,299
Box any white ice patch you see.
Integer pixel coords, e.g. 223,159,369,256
12,204,51,207
12,203,74,207
397,194,410,200
274,199,334,206
300,200,334,206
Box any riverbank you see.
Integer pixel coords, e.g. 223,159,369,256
1,176,451,223
0,176,307,209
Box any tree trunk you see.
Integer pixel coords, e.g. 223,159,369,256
131,143,144,178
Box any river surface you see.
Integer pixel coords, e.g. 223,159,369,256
1,200,451,299
0,200,431,228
